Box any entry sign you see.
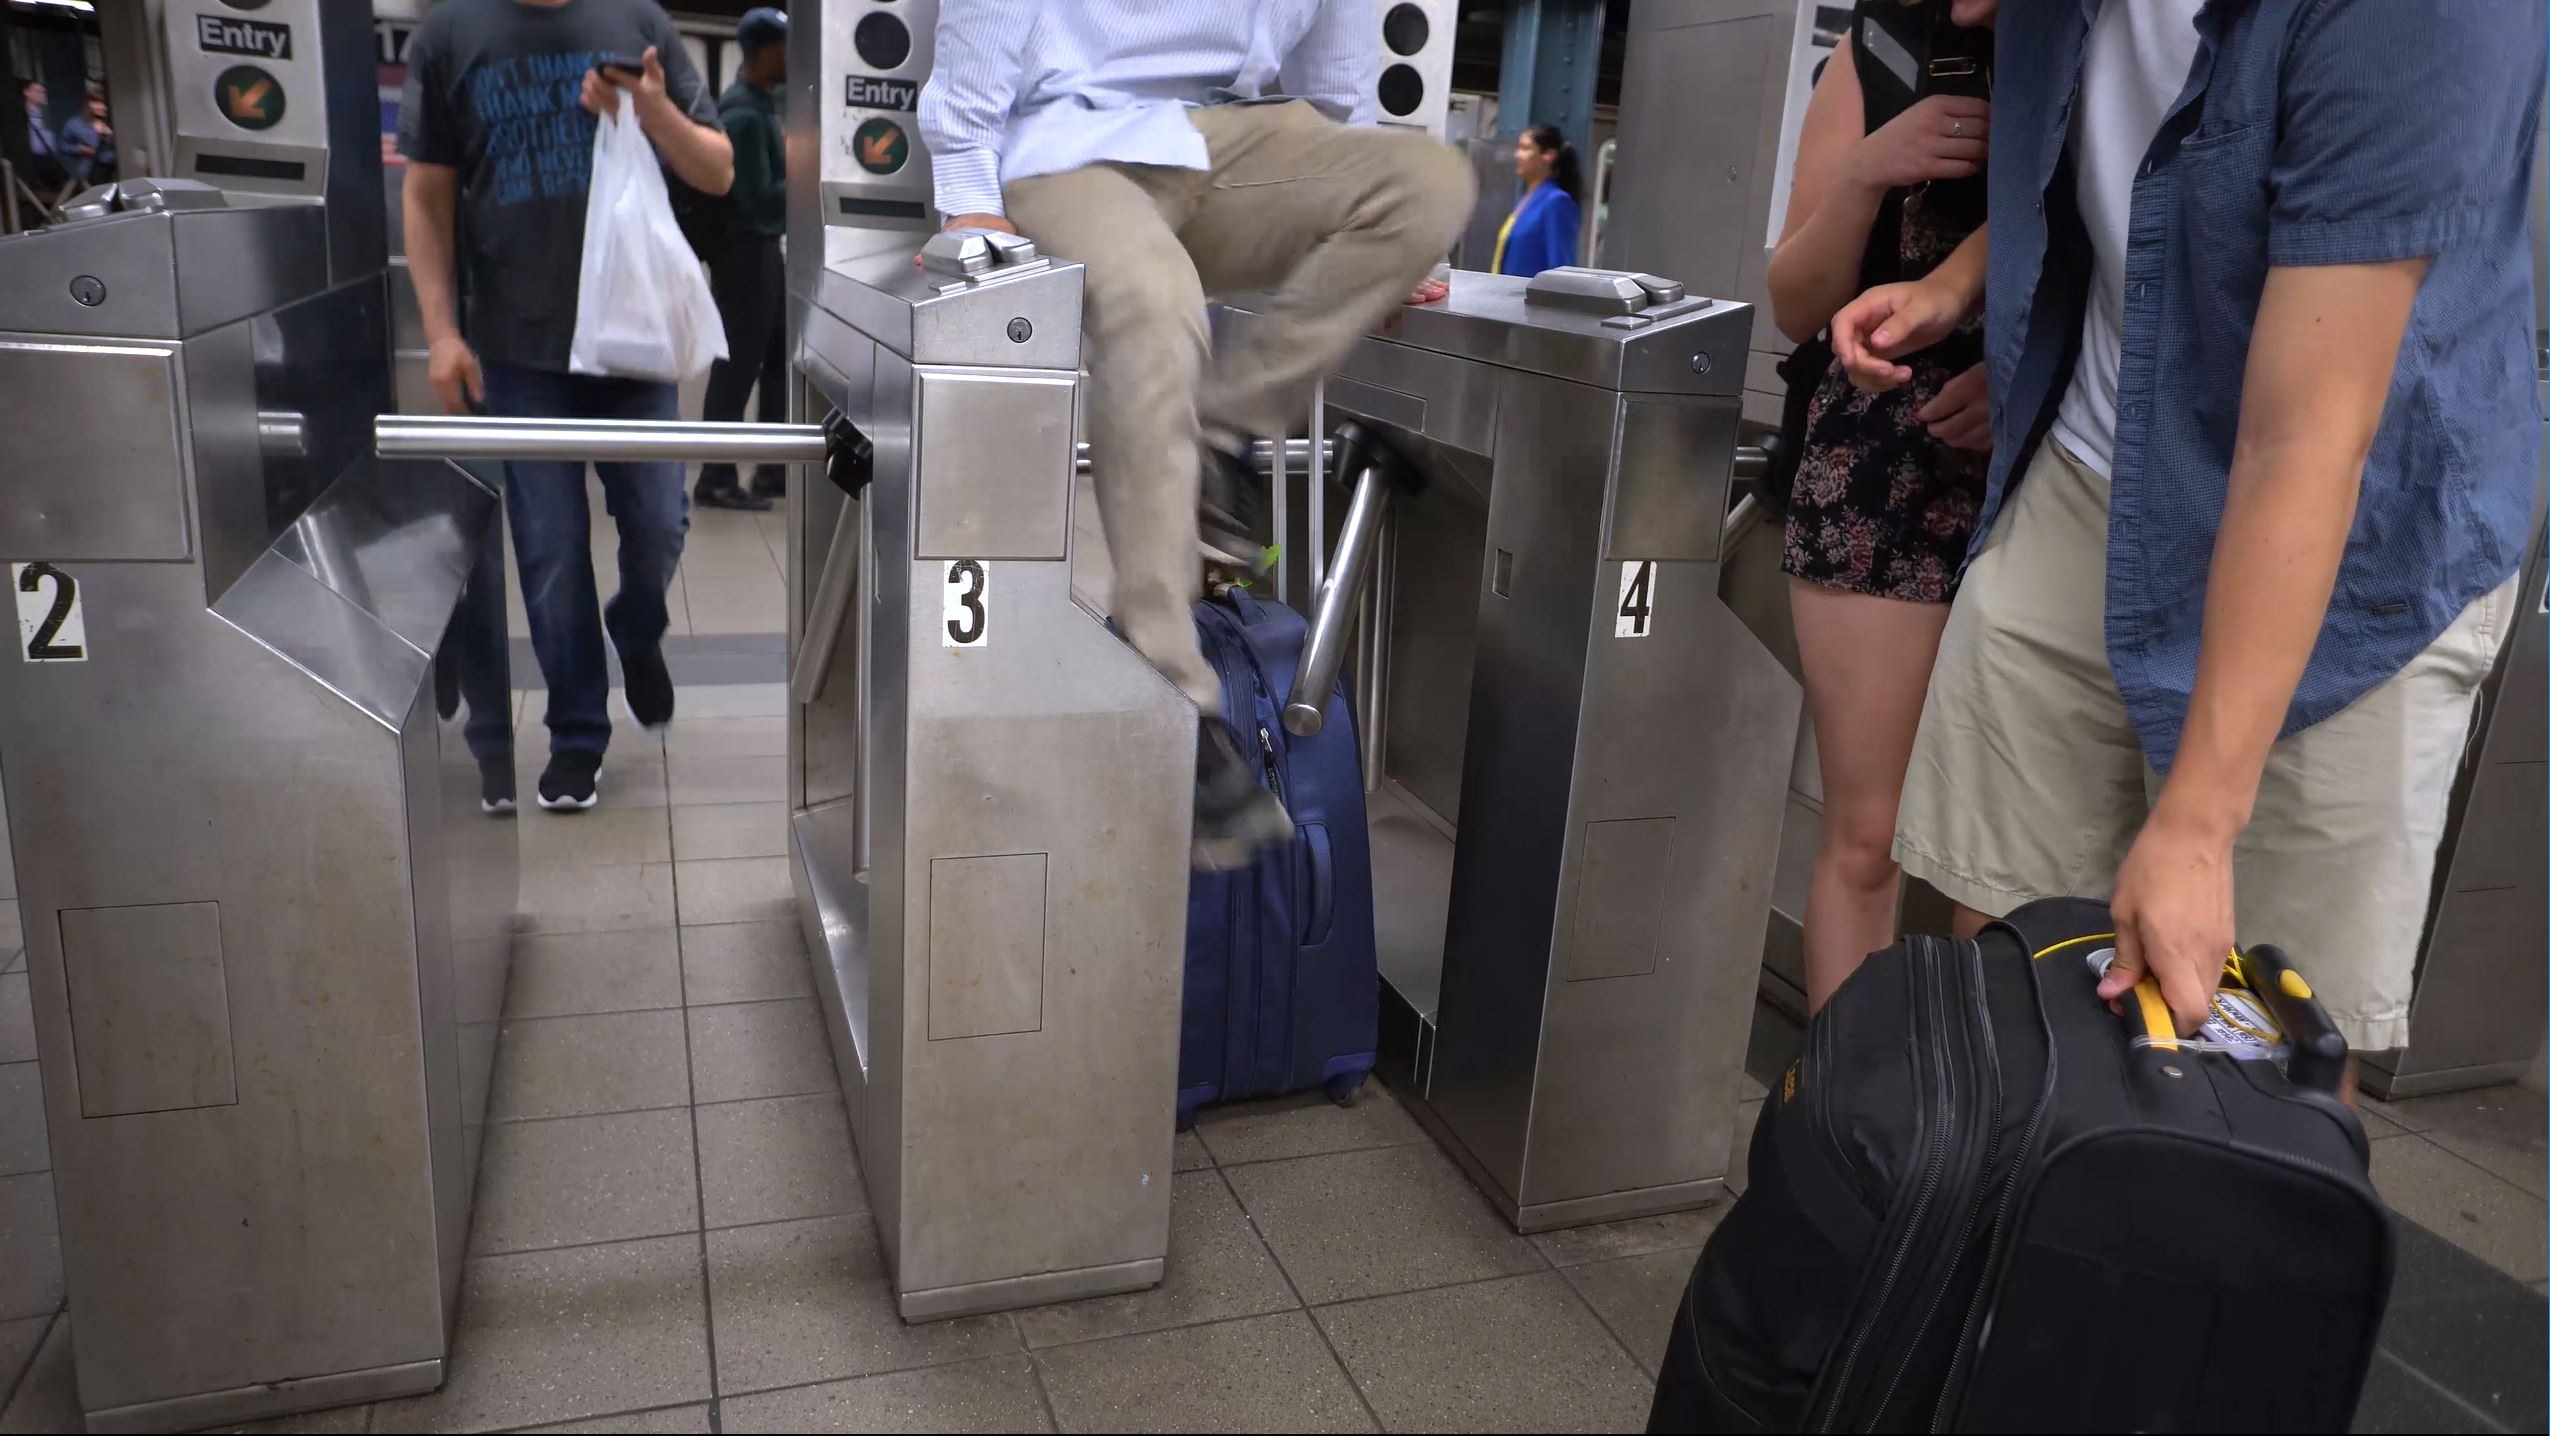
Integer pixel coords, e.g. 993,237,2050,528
1616,560,1658,639
214,64,287,131
943,560,989,648
15,562,87,663
196,14,292,60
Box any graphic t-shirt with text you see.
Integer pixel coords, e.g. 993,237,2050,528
397,0,714,373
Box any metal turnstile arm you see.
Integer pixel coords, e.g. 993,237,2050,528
1284,422,1413,737
376,414,832,465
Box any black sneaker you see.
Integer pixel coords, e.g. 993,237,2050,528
748,467,787,501
694,474,773,511
480,759,517,816
1192,718,1294,871
623,645,675,729
1198,441,1266,567
537,751,602,811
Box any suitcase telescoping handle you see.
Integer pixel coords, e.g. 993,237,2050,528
2123,944,2351,1096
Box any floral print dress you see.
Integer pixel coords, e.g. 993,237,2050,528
1780,180,1988,605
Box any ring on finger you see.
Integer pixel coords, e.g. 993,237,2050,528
1949,118,1964,138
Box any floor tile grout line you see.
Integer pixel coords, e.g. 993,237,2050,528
2381,1346,2516,1435
1550,1256,1664,1381
459,1201,878,1264
1194,1130,1434,1172
1209,1164,1386,1432
713,1343,1033,1407
0,1308,59,1418
663,795,730,1436
1025,1348,1065,1433
2386,1126,2550,1207
487,1082,843,1129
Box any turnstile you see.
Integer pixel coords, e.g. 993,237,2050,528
1248,265,1798,1231
0,174,513,1429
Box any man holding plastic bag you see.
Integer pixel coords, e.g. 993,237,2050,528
400,0,733,812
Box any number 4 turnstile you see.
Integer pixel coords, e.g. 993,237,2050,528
1244,265,1799,1231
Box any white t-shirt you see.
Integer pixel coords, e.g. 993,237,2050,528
2048,0,2209,479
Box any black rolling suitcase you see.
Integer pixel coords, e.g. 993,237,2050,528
1650,897,2392,1434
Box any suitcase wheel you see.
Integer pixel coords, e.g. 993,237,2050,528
1325,1074,1367,1108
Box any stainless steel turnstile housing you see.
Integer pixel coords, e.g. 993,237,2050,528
780,9,1194,1318
780,235,1196,1320
0,191,512,1430
0,1,513,1425
1240,268,1800,1230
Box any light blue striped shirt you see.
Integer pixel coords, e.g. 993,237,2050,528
918,0,1381,219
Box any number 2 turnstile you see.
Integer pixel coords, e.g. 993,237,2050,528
0,179,515,1431
1241,265,1798,1231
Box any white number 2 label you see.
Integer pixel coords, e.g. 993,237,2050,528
1615,560,1657,639
942,559,989,647
14,562,86,662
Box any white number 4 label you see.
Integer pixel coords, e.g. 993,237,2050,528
942,559,989,647
14,562,86,662
1615,560,1657,639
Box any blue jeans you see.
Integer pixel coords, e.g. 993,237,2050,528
478,361,689,759
452,523,515,766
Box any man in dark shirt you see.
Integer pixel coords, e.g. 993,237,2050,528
691,6,790,512
400,0,733,812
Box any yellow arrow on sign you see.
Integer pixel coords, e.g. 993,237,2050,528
226,76,273,115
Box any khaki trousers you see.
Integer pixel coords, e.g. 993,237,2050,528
1005,102,1474,714
1894,439,2520,1050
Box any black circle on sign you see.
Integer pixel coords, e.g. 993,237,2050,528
1382,4,1431,57
220,0,274,8
1378,64,1425,118
855,13,912,71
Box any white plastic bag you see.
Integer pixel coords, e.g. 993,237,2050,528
568,92,727,384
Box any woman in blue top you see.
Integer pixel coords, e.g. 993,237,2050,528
1492,124,1581,277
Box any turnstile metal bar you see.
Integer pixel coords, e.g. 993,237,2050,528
378,415,1329,479
1071,436,1332,475
377,414,830,464
791,497,863,707
1286,456,1394,737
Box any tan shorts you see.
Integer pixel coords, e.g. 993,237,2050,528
1893,439,2520,1051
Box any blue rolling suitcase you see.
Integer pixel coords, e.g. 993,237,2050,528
1177,587,1381,1129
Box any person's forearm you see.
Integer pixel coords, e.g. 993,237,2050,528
641,97,733,195
2151,437,2363,841
402,171,463,346
1766,172,1887,342
2152,258,2426,841
919,0,1036,218
1919,226,1986,314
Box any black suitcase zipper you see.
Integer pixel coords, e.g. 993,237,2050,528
1930,938,2061,1432
1870,937,2005,1426
1813,937,1998,1433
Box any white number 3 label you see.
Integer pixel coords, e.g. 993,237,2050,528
1615,560,1657,639
943,559,989,647
14,562,86,662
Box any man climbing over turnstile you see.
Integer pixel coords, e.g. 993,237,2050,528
919,0,1474,867
399,0,733,811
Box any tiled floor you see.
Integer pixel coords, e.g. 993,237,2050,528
0,493,2544,1432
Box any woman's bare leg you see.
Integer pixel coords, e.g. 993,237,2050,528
1791,578,1954,1012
